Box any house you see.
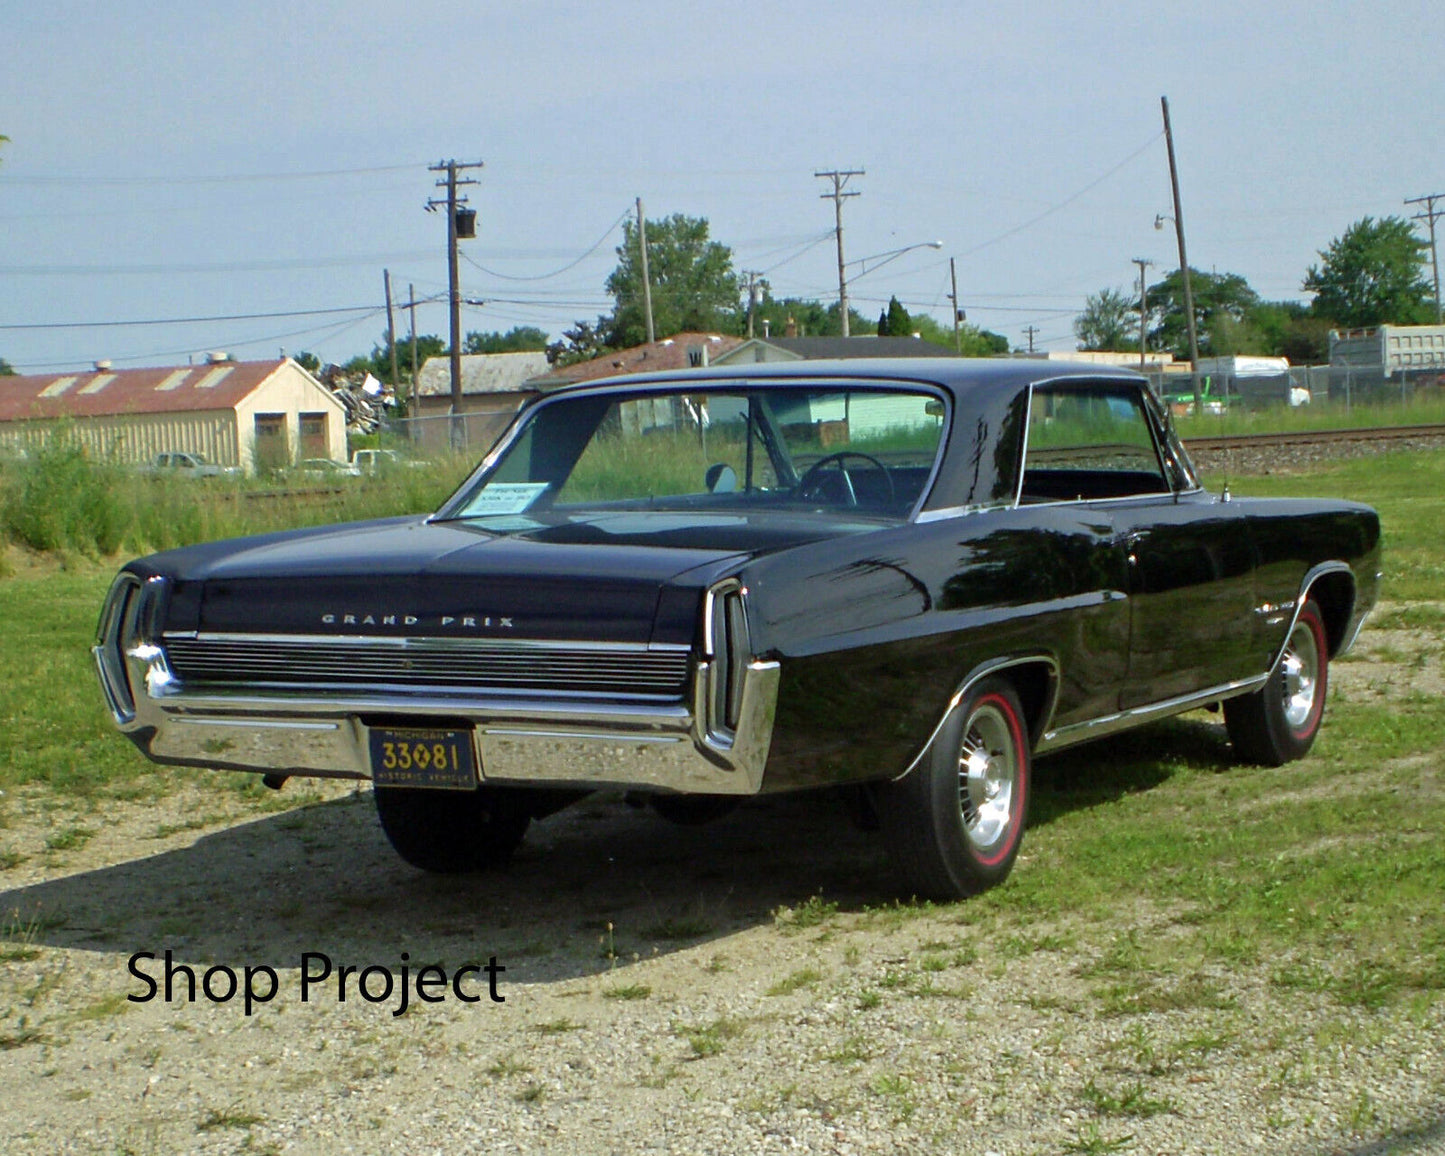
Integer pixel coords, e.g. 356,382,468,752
712,335,958,365
0,357,347,473
530,333,745,389
408,351,552,453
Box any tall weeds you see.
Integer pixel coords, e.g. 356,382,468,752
1,435,131,555
0,434,474,559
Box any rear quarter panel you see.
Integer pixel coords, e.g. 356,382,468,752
1231,496,1382,661
742,507,1130,790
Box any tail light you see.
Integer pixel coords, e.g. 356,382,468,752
703,579,751,741
93,573,168,724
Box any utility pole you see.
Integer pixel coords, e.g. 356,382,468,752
383,269,400,397
816,168,863,337
427,159,483,426
1160,97,1201,413
407,283,419,424
1132,258,1154,371
636,198,656,344
741,269,764,339
949,257,962,355
1023,325,1039,353
1406,192,1444,324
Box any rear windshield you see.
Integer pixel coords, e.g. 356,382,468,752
440,385,946,526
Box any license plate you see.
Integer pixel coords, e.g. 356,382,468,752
368,726,478,790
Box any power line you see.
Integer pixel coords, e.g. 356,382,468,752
0,303,423,332
953,132,1162,261
3,162,427,187
14,310,386,373
461,207,632,281
0,252,437,276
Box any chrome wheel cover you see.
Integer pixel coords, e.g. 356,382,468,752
1280,618,1321,730
957,702,1018,852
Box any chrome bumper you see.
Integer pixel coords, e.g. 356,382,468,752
93,574,779,796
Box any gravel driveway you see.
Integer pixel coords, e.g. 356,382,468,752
0,629,1441,1155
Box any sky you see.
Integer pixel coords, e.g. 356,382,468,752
1,0,1441,374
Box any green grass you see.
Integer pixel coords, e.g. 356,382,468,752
0,432,472,558
1175,393,1445,439
1,444,1441,1024
1206,447,1445,603
0,563,158,796
764,967,823,996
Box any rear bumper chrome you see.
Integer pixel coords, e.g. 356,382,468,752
94,575,779,796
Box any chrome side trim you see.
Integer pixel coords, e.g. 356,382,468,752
1034,673,1269,755
1339,604,1372,657
1273,561,1355,666
892,655,1061,782
913,502,1010,524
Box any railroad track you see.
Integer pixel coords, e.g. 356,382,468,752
1182,422,1445,453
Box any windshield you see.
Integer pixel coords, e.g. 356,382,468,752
439,384,947,527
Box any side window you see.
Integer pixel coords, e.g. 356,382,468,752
1020,384,1171,502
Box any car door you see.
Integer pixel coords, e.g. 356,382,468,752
1019,379,1257,712
1112,491,1257,708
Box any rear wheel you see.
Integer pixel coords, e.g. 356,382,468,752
876,677,1030,899
373,785,530,873
1225,599,1328,766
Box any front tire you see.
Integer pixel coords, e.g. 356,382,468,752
373,785,531,873
1225,598,1329,766
876,678,1030,900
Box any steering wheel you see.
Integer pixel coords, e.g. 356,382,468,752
795,451,895,508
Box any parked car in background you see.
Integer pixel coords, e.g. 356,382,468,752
94,360,1380,898
294,457,361,479
145,451,240,479
351,447,427,473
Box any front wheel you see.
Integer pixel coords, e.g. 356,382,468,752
875,678,1030,900
1224,598,1329,766
373,785,531,873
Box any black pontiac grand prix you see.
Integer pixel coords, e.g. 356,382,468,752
94,360,1381,898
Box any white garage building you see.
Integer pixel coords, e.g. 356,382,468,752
0,357,347,474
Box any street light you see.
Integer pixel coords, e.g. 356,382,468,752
839,241,943,337
847,240,944,280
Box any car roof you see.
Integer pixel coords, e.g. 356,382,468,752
540,356,1147,408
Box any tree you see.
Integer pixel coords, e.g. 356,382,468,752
1074,288,1137,351
749,293,874,339
291,351,322,373
546,320,609,367
909,311,1008,356
1303,215,1433,328
348,333,448,383
877,295,913,337
1146,268,1260,358
1242,301,1332,364
465,326,550,354
604,214,740,346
